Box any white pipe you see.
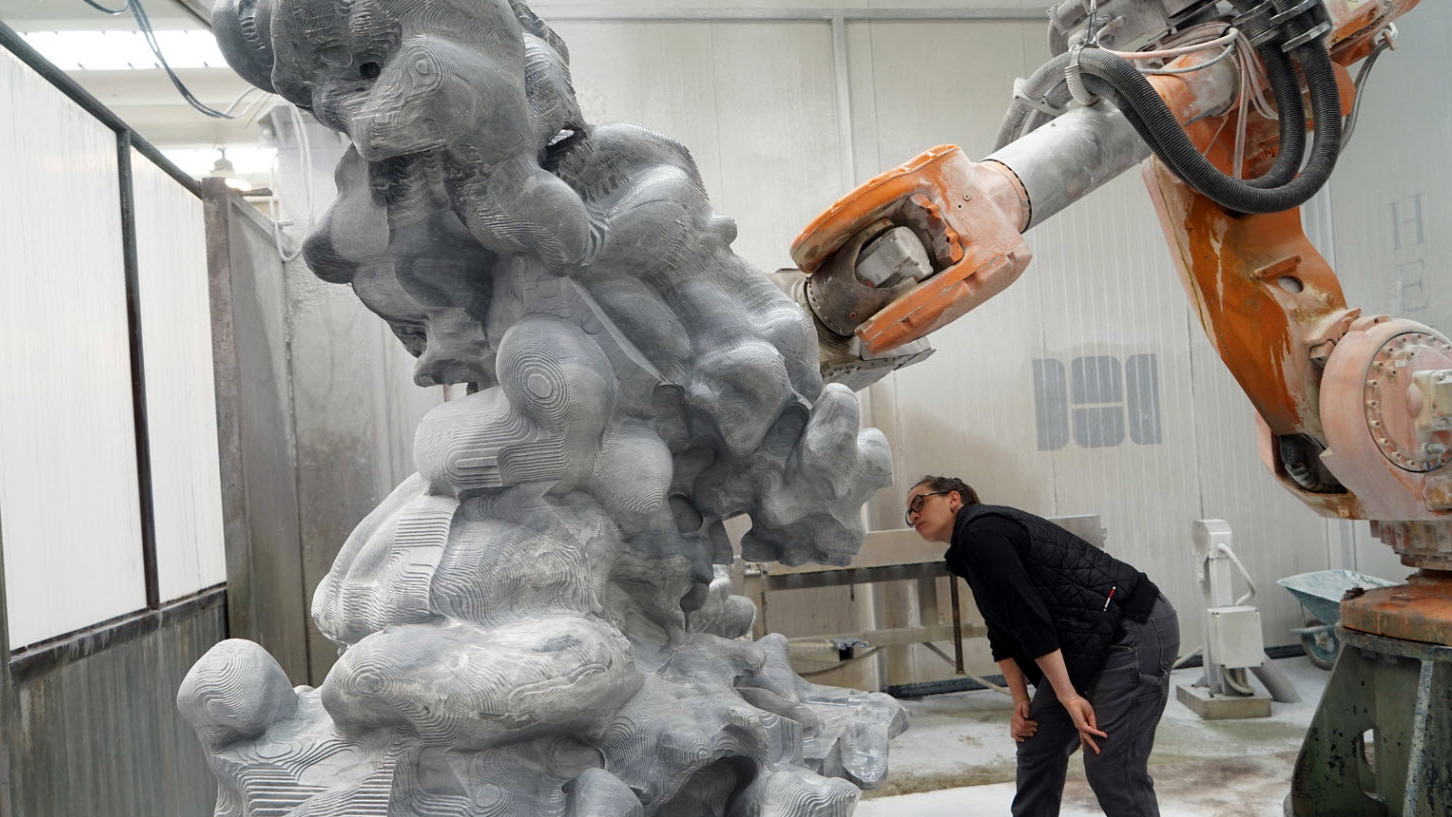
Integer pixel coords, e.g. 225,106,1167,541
1215,541,1257,606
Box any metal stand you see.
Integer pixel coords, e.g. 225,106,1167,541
1178,520,1298,718
1287,628,1452,816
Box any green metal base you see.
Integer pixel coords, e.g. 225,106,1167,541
1287,628,1452,816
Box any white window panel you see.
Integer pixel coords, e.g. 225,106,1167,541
1,50,147,649
131,150,226,602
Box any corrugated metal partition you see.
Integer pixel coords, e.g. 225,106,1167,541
8,599,224,817
203,182,313,684
0,24,224,817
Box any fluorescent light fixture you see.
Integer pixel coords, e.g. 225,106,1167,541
22,30,229,71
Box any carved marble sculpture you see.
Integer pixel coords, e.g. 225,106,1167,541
181,1,906,815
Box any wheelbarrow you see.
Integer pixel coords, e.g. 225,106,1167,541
1276,569,1397,669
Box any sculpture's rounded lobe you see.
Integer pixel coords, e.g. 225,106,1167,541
211,0,278,93
177,638,298,749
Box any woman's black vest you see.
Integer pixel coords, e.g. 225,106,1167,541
954,504,1152,690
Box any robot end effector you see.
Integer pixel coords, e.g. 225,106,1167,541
788,146,1032,364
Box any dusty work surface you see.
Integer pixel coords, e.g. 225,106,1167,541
859,656,1325,816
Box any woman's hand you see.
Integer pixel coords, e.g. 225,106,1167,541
1030,651,1108,753
1060,694,1107,754
1010,698,1037,742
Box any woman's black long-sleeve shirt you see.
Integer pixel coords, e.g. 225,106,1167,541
945,515,1061,669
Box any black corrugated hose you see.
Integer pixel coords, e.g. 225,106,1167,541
1075,39,1342,214
995,41,1309,196
1232,44,1307,189
1279,435,1346,493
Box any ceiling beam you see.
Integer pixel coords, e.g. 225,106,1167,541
173,0,213,28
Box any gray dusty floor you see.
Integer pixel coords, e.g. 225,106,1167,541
858,656,1326,817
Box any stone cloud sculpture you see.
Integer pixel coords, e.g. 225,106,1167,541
182,1,905,814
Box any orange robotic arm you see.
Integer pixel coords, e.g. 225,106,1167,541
792,0,1450,535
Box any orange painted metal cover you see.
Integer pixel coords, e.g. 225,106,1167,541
791,147,1031,355
1341,571,1452,646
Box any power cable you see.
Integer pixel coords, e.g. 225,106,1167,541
1341,25,1396,150
266,104,319,263
77,0,257,119
79,0,130,13
1131,40,1239,76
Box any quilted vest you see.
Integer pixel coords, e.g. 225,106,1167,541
953,503,1148,690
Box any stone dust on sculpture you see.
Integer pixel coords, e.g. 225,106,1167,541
180,1,906,814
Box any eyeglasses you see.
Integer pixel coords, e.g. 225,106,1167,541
905,491,950,527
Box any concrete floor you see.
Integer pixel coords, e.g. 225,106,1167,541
858,656,1326,817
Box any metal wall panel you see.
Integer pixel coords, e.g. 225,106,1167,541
842,18,1032,195
10,598,223,817
1329,4,1452,338
552,21,725,196
131,150,226,602
0,49,146,649
835,17,1044,538
209,191,312,682
852,18,1085,532
1025,173,1208,625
